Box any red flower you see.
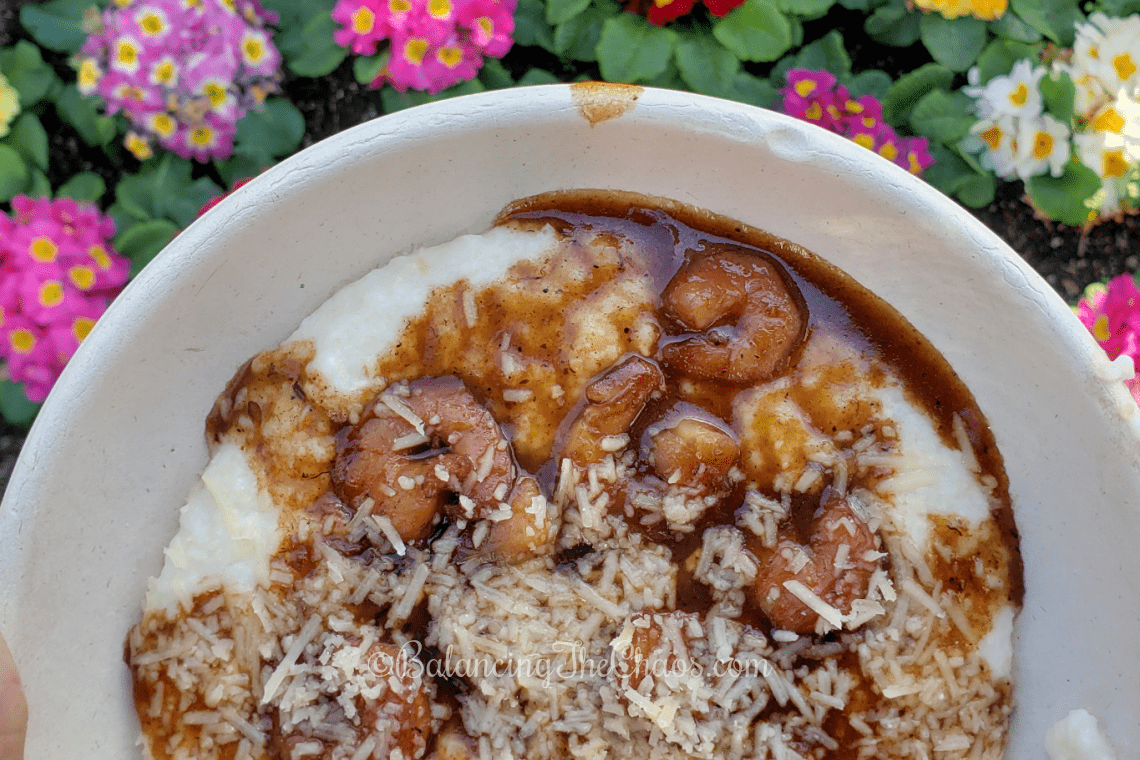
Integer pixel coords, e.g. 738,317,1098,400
628,0,743,26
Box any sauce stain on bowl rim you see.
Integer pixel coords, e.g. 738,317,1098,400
570,81,643,126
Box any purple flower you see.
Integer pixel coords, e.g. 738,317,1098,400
1077,275,1140,407
76,0,283,162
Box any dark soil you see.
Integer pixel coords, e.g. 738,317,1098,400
0,2,1135,496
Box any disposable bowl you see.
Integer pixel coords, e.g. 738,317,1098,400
1,83,1138,757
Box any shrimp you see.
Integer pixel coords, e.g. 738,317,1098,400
560,355,665,466
332,376,517,541
273,641,432,760
649,415,739,490
750,495,879,634
661,244,806,384
483,475,554,561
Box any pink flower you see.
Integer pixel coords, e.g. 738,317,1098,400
0,197,130,402
780,69,936,178
1077,275,1140,406
76,0,282,163
332,0,516,94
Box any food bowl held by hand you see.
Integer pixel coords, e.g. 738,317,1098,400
0,84,1137,758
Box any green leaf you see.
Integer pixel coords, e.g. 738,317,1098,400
18,0,93,54
675,34,739,98
478,59,515,89
233,98,304,161
642,60,685,90
286,13,349,77
922,144,978,195
0,40,60,108
215,146,270,188
513,0,558,52
790,29,851,77
1092,0,1140,14
516,68,561,86
114,154,222,228
839,0,886,8
919,14,987,72
553,6,610,61
353,54,388,86
845,69,893,100
1026,160,1102,226
546,0,591,26
0,380,40,426
0,145,29,201
54,84,116,147
773,0,836,19
712,0,794,63
1039,70,1076,123
26,168,50,199
988,9,1042,42
909,88,975,144
956,172,996,207
379,78,486,112
729,71,779,108
973,38,1042,83
1009,0,1081,46
597,14,678,82
865,2,921,47
114,218,180,278
7,112,49,170
56,171,106,202
882,62,954,124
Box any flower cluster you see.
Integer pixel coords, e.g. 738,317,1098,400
0,196,130,402
332,0,515,94
0,72,18,139
76,0,283,163
626,0,745,27
913,0,1006,21
965,13,1140,220
781,69,935,176
1076,273,1140,407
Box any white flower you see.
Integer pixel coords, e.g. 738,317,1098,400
1090,13,1140,96
1071,14,1109,79
974,60,1045,120
971,115,1020,179
1055,61,1109,117
1014,114,1072,179
1076,129,1131,179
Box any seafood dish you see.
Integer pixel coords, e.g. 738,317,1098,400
127,191,1023,760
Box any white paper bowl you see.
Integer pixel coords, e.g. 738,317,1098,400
1,84,1138,757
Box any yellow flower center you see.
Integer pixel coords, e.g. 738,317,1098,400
73,317,96,343
1089,45,1099,60
981,125,1003,150
793,80,816,98
352,6,376,33
139,12,165,34
1093,314,1111,342
126,133,153,160
1032,132,1053,160
69,266,96,291
1113,53,1137,81
845,100,862,114
243,37,265,63
1009,83,1028,107
31,237,57,262
477,17,493,37
908,152,923,174
429,0,451,16
390,0,411,12
878,142,899,161
90,245,112,270
437,46,463,68
404,38,429,65
852,133,874,150
1092,107,1125,133
826,104,840,120
805,102,822,120
117,39,139,67
79,59,101,90
1103,149,1128,178
38,281,64,308
862,116,876,128
151,113,176,136
190,126,214,146
11,328,35,355
203,82,228,107
151,59,176,85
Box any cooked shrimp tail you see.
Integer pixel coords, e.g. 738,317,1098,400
561,355,665,466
